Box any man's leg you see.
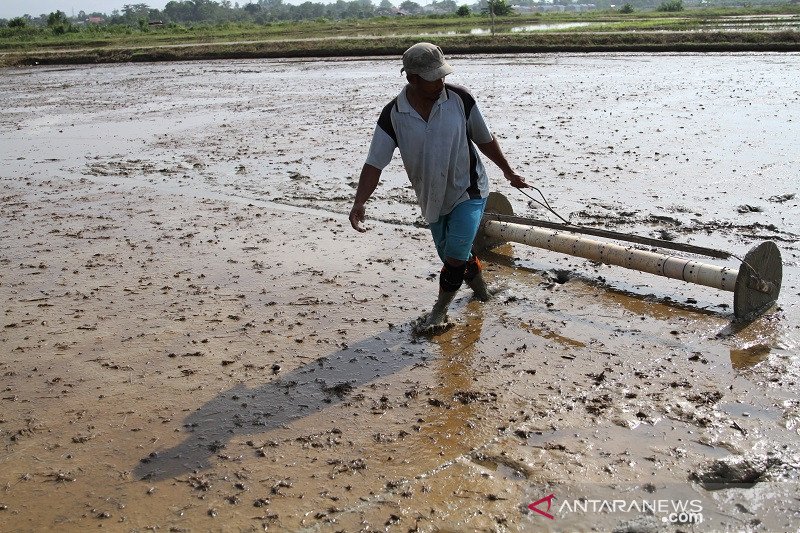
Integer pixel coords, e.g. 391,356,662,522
429,214,448,264
422,199,488,328
425,214,461,328
424,257,466,327
444,198,491,301
464,255,492,301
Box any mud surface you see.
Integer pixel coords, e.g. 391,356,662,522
1,53,799,531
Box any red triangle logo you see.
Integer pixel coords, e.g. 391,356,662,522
528,493,556,520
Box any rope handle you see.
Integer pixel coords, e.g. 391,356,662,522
516,185,573,226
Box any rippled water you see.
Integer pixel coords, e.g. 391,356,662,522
1,52,799,531
1,53,797,360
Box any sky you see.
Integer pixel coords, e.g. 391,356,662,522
1,1,169,18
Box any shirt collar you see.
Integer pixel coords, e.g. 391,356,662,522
397,84,449,114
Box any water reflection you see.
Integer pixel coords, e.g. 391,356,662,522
730,342,772,369
358,19,798,39
433,22,593,36
425,303,488,450
719,310,784,369
359,21,594,38
511,22,593,32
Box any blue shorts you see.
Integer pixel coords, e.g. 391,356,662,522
429,198,487,263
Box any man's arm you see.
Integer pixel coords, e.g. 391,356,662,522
349,163,382,232
476,137,529,188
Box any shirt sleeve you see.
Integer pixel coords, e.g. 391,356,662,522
467,104,493,145
364,124,396,170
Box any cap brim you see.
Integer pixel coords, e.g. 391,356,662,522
418,63,454,82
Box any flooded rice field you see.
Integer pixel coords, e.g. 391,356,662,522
0,53,799,531
363,15,800,37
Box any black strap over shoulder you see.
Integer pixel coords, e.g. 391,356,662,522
445,83,482,199
377,97,399,145
444,83,476,121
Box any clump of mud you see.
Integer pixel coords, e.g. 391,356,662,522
411,314,454,336
692,450,799,489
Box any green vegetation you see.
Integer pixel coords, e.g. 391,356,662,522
486,0,514,16
0,3,798,66
8,17,27,28
657,0,684,12
46,10,76,35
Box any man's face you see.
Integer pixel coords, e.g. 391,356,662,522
409,74,445,102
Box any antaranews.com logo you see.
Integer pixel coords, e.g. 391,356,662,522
529,494,704,525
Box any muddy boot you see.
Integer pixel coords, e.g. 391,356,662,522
416,289,458,334
464,256,494,301
466,271,493,302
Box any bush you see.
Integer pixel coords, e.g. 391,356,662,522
46,10,76,35
8,17,27,28
620,3,634,13
657,0,683,12
456,5,471,16
484,0,512,16
47,10,68,27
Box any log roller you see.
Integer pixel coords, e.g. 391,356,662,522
474,192,782,321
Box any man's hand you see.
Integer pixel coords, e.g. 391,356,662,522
506,172,529,189
349,203,367,232
476,139,529,189
350,165,382,233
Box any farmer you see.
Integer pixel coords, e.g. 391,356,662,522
349,42,529,329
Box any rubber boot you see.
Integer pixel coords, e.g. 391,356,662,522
466,270,493,302
464,257,494,301
420,289,458,331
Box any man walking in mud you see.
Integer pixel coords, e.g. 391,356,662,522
349,42,529,331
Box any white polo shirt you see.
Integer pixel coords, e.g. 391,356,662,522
365,83,494,224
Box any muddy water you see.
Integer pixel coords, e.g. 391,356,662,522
15,52,795,323
1,53,799,531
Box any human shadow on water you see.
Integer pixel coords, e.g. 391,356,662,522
133,327,432,482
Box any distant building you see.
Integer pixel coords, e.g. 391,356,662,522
86,16,104,24
566,3,596,12
422,4,451,14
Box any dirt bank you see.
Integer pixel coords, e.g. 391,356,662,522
2,30,800,68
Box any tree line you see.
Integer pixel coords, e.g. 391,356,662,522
1,0,523,28
6,0,784,30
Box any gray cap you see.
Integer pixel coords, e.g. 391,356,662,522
401,42,454,82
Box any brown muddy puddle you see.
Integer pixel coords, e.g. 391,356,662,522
1,54,799,531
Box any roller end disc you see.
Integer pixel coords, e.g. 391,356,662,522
733,241,782,321
474,192,515,254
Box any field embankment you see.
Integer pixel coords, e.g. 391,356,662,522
3,31,800,66
1,8,800,66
